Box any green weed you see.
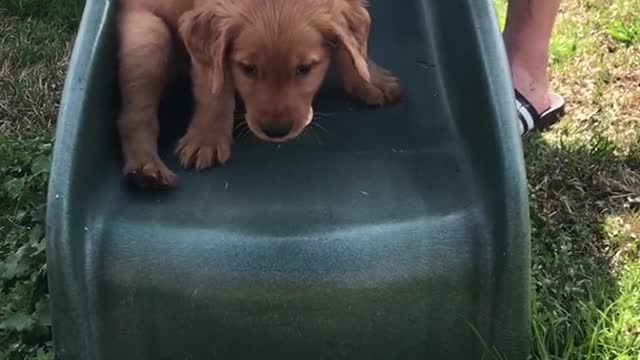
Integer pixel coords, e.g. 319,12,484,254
0,137,53,359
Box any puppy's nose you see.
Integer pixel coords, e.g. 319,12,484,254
262,122,292,139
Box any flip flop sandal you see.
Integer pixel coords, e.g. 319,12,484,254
515,89,566,135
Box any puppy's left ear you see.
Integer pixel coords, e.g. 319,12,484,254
179,8,235,95
320,1,372,82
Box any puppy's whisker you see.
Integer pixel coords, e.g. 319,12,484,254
234,121,248,131
311,122,329,134
314,112,336,117
303,126,324,145
313,114,336,122
234,125,250,140
238,127,252,141
310,129,324,146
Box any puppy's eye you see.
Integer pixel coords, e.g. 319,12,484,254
295,64,312,77
240,64,258,78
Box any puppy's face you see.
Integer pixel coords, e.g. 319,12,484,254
231,25,331,142
179,0,371,142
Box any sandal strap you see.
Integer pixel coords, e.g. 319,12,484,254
515,89,542,134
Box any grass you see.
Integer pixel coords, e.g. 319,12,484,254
0,138,52,360
1,0,639,359
495,0,640,358
0,5,71,359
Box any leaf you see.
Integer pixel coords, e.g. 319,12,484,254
38,141,53,152
608,20,640,46
29,225,47,258
31,154,51,176
29,225,43,245
33,238,47,257
0,312,35,332
30,203,48,223
0,247,32,279
3,177,26,199
33,297,52,327
35,349,55,360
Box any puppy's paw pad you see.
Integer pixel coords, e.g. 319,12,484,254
124,159,177,190
176,134,231,170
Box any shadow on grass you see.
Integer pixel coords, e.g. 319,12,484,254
523,134,640,359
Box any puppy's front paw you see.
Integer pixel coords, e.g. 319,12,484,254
175,131,231,170
350,63,402,106
124,157,177,190
369,63,401,105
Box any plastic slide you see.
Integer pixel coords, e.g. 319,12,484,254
46,0,531,358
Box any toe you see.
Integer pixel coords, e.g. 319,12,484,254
216,142,231,165
194,147,215,170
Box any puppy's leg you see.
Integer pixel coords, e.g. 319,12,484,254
117,10,176,189
175,66,234,170
335,52,402,106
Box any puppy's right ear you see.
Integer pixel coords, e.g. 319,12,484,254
178,9,232,95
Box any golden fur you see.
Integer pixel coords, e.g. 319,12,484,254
117,0,401,189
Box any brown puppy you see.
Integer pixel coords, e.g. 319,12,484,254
117,0,400,189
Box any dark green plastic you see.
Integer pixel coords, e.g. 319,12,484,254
46,0,531,358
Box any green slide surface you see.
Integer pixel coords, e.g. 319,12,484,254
46,0,531,358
